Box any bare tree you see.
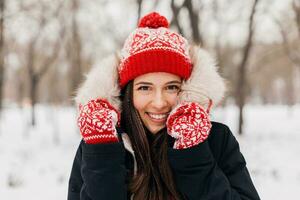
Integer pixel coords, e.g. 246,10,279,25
170,0,204,45
70,0,82,96
136,0,143,24
236,0,259,135
293,0,300,38
136,0,160,24
271,0,300,67
65,0,84,102
0,0,5,113
266,0,300,107
170,0,184,35
283,0,300,65
274,19,300,66
184,0,203,45
25,1,65,126
212,0,223,67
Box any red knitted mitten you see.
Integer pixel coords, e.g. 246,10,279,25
77,98,120,144
166,102,212,149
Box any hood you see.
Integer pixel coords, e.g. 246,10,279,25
75,46,226,110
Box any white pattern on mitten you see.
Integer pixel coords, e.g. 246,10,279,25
167,102,211,149
78,98,120,144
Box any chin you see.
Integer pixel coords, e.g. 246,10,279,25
148,126,165,134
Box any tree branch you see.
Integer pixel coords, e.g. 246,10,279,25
274,16,300,66
0,0,5,111
136,0,143,25
293,0,300,39
183,0,203,45
170,0,184,35
236,0,259,134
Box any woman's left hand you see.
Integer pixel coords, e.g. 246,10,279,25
166,102,212,149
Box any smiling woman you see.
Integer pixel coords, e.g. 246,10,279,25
68,12,261,200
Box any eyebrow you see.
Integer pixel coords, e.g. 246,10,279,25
134,80,182,86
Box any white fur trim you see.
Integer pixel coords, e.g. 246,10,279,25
180,46,226,108
75,47,226,111
75,54,121,111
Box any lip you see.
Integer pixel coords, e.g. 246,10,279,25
146,112,169,123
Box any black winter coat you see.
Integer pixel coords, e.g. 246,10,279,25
67,122,260,200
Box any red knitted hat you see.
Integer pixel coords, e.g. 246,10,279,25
118,12,192,88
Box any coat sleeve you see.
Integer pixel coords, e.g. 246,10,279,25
80,141,127,200
68,140,128,200
68,140,84,200
167,125,260,200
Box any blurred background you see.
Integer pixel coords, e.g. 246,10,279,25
0,0,299,199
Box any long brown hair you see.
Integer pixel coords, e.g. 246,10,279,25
120,81,182,200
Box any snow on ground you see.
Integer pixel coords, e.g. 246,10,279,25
0,104,299,199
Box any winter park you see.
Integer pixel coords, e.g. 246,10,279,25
1,0,300,200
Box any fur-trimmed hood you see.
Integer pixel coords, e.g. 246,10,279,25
75,46,226,110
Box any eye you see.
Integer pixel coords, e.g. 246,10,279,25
137,86,150,91
166,85,180,91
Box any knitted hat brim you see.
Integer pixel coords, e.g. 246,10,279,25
119,49,192,88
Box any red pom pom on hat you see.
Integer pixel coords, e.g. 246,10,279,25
138,12,169,28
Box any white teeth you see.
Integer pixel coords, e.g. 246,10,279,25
148,113,168,120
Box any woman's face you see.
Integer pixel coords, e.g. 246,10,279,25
133,72,181,134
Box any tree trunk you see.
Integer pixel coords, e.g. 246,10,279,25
68,0,82,101
30,76,37,126
293,0,300,38
184,0,203,45
170,0,184,35
27,39,36,127
0,0,5,113
136,0,143,24
212,0,225,74
23,0,64,127
237,0,259,135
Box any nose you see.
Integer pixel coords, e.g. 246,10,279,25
151,90,168,110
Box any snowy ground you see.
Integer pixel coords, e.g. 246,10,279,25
0,104,299,199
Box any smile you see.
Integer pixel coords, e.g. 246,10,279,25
147,112,169,121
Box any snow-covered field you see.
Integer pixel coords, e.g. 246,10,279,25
0,105,299,199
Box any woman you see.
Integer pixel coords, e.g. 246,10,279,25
68,12,260,200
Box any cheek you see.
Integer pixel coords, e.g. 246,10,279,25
133,91,148,113
168,93,179,107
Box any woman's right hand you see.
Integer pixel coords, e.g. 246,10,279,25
77,98,120,144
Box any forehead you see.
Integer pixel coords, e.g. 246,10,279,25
134,72,181,84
